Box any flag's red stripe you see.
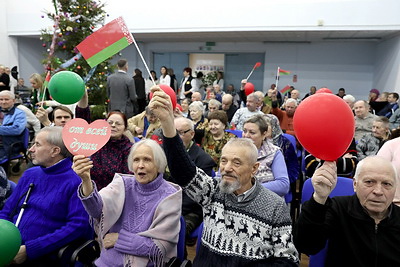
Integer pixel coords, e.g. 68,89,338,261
77,19,125,59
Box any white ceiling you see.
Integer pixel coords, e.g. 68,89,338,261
132,30,400,43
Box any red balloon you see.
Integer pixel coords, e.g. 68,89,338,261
293,93,354,161
244,82,255,96
176,104,183,112
316,87,333,94
150,84,177,110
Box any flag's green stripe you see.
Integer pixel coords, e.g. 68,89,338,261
86,37,130,67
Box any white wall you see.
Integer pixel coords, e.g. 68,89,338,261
374,35,400,93
6,0,400,35
2,0,399,100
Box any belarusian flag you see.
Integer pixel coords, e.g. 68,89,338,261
279,69,291,75
280,85,291,94
76,17,134,68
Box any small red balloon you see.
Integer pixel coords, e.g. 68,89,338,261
244,82,255,96
317,87,333,94
149,84,177,110
176,104,183,112
293,93,354,161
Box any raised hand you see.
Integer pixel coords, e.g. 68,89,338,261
311,161,337,204
73,155,94,196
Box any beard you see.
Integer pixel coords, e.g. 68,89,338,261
218,174,241,194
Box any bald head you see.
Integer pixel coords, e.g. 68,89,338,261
191,92,202,102
222,94,233,111
291,90,300,99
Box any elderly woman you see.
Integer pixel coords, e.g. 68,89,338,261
264,114,300,185
201,110,236,169
90,111,133,190
73,139,182,267
243,114,290,197
189,100,208,144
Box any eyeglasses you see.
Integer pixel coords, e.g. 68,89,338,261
177,129,191,135
107,120,124,127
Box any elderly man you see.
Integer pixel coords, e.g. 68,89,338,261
127,106,161,139
354,100,377,142
290,89,301,105
254,91,271,114
356,116,390,160
230,92,264,130
149,86,299,267
294,156,400,266
0,90,27,161
221,94,238,123
0,127,92,265
377,92,399,118
191,91,202,102
271,91,297,136
173,117,216,248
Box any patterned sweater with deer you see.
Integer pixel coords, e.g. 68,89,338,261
163,134,299,266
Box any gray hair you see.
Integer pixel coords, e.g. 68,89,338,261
354,156,397,184
247,93,260,102
222,138,258,164
208,99,222,108
128,139,167,174
0,90,15,99
285,98,298,106
174,116,194,130
40,126,72,158
189,101,204,112
343,94,355,103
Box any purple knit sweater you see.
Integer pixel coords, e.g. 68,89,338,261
80,173,177,266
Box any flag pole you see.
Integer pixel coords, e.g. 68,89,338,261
275,67,280,90
131,36,156,86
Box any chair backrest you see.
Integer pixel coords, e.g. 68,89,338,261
301,176,354,267
177,216,186,261
301,176,354,204
282,133,302,158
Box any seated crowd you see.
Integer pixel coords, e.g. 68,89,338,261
1,67,400,266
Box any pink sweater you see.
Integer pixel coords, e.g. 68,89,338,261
377,137,400,205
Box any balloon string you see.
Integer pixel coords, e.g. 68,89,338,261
131,35,156,86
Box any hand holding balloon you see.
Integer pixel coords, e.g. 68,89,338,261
149,84,177,110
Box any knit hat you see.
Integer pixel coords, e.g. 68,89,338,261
370,88,380,96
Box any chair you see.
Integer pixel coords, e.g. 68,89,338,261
301,176,354,267
188,222,204,254
58,238,100,266
0,128,30,175
282,133,301,158
177,216,186,262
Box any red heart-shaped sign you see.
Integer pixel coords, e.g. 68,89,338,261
62,118,111,156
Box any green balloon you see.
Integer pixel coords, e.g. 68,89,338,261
48,71,85,105
0,219,21,266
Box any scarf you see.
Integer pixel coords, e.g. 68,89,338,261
255,139,280,183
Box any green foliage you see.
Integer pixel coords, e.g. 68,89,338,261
90,104,107,120
203,71,218,87
40,0,114,107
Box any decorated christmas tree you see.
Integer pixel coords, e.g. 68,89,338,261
40,0,115,119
